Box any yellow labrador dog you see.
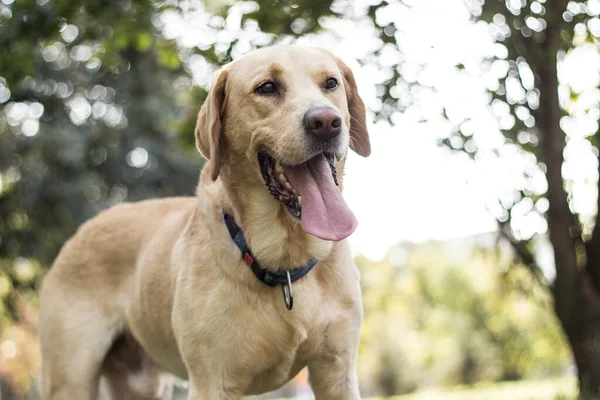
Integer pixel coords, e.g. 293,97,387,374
38,45,371,400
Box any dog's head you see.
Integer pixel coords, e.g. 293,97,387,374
195,46,370,242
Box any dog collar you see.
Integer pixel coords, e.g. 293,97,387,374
222,211,317,310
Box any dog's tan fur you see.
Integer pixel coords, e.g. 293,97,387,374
38,46,370,400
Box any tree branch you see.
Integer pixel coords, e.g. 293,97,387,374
6,88,40,103
498,221,549,289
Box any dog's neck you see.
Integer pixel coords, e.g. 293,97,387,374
203,165,345,271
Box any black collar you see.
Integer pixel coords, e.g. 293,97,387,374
222,211,317,310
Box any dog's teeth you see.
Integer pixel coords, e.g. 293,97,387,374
278,173,287,183
275,161,283,173
284,182,293,191
298,196,302,205
292,188,297,195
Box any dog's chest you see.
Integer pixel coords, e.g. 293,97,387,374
244,312,325,394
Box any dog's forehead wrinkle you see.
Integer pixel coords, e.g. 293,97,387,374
243,63,287,88
268,62,284,79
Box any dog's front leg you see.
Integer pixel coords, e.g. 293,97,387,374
308,350,361,400
186,384,243,400
308,319,362,400
178,334,251,400
186,372,250,400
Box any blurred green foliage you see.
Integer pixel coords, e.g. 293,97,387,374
357,240,569,396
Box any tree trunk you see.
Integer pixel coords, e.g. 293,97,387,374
558,274,600,397
533,2,600,396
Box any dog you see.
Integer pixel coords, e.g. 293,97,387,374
38,45,371,400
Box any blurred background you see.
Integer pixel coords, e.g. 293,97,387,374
1,0,600,398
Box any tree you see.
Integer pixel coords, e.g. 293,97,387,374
0,0,204,329
444,0,600,396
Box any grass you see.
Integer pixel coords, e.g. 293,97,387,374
370,376,577,400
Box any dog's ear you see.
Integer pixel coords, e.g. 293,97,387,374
337,58,371,157
195,69,228,181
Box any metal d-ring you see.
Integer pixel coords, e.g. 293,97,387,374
282,271,293,310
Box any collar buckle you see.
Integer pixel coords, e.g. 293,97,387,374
282,271,293,310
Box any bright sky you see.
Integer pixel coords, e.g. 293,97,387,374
165,0,600,262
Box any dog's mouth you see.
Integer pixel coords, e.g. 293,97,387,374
258,151,357,241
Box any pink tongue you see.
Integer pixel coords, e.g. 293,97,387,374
284,154,358,241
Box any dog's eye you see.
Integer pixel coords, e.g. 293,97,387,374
255,81,278,95
324,77,338,91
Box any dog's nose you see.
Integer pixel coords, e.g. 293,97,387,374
303,107,342,141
